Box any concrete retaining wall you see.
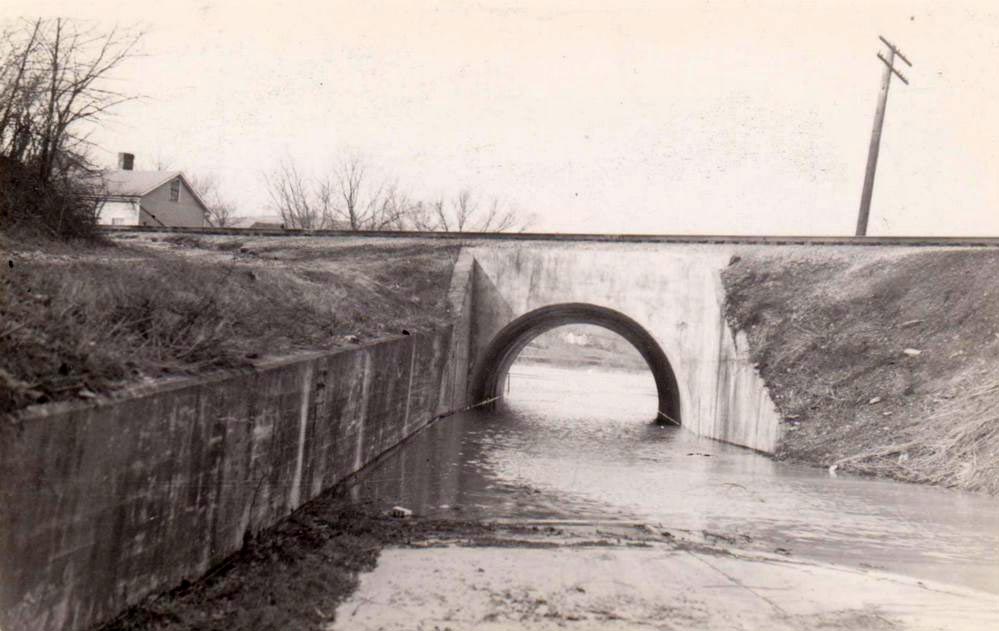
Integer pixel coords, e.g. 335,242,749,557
0,254,475,631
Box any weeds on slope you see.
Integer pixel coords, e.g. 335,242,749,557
833,381,999,494
0,244,454,416
723,248,999,495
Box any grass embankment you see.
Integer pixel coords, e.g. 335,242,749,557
0,234,458,416
723,248,999,495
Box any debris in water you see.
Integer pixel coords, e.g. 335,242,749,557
900,319,923,328
868,396,882,404
641,524,674,539
902,348,922,357
828,464,839,477
703,530,737,544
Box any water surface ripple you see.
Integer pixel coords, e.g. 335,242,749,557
352,364,999,594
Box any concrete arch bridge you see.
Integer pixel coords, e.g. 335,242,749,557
108,227,999,453
450,240,782,452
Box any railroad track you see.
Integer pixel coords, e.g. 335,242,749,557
101,225,999,248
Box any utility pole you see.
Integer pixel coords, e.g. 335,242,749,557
855,35,912,236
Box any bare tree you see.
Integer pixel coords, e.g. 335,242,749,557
265,155,410,231
406,188,532,233
0,18,142,182
379,185,420,231
189,172,237,227
477,196,529,232
264,155,532,233
265,159,331,229
0,19,140,237
0,20,43,164
328,156,409,230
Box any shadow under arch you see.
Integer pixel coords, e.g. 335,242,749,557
470,303,682,424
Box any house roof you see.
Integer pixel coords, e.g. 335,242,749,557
96,169,210,215
102,170,182,197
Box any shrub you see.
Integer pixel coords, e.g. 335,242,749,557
0,156,102,240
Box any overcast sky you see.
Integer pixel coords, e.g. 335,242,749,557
5,1,999,235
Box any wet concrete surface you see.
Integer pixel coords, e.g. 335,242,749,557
332,539,999,630
350,364,999,595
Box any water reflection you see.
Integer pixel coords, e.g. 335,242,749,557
350,363,999,594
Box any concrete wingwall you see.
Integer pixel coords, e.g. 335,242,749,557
0,252,476,631
465,242,782,453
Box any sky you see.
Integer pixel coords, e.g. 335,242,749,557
4,0,999,235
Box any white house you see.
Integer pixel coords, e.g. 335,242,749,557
96,153,208,227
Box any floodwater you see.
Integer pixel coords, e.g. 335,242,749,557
350,363,999,595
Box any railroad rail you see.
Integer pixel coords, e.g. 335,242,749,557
101,225,999,248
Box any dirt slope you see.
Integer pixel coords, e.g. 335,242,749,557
0,233,458,416
723,247,999,495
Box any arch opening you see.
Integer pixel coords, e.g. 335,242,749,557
470,303,681,424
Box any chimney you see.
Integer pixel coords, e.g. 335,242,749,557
117,152,135,171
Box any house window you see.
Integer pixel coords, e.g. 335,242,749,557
111,217,126,225
170,178,180,202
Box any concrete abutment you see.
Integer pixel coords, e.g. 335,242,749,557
465,243,782,452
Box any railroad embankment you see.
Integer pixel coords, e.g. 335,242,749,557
723,248,999,494
0,232,458,416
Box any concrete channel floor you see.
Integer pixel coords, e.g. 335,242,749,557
328,524,999,631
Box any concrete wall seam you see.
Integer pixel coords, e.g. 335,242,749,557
288,363,314,510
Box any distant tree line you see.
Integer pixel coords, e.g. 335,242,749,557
0,17,531,236
264,156,533,233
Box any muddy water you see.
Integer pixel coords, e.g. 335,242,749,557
351,363,999,594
